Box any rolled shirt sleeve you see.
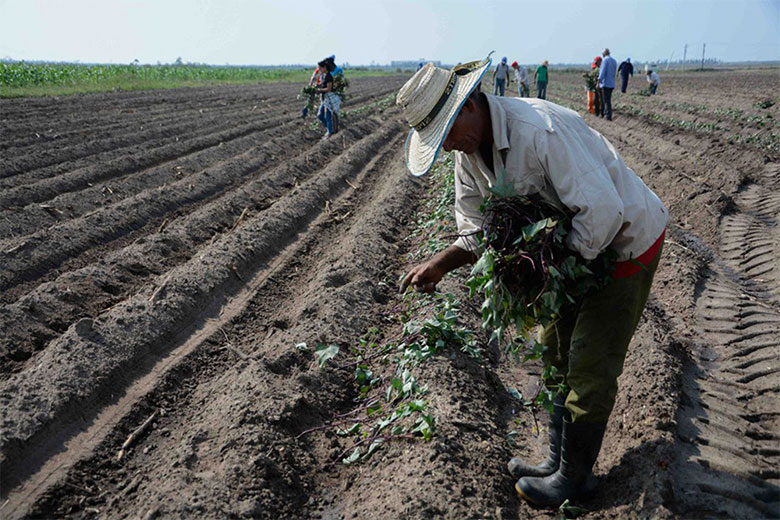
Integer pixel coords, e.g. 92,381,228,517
452,154,486,254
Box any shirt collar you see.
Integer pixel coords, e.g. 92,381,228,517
484,94,510,151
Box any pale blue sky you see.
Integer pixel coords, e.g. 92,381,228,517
1,0,778,65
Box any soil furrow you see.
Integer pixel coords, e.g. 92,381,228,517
0,101,286,174
0,118,403,376
0,113,409,508
0,84,392,183
0,95,390,241
0,77,399,134
0,106,398,295
0,112,293,204
0,91,294,155
1,118,415,514
0,83,399,190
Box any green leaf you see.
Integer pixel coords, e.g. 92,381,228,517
342,447,361,465
488,167,517,198
366,402,383,417
470,252,493,276
520,218,552,241
314,344,339,367
336,423,362,436
362,438,384,460
411,414,437,441
355,365,373,384
558,498,589,518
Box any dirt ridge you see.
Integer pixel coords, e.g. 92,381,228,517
0,116,405,492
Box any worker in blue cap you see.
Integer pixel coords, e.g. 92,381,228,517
492,56,511,96
328,54,344,77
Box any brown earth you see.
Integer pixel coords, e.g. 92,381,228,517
0,69,778,519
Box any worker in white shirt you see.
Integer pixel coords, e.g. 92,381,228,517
646,70,661,95
396,57,667,509
511,61,530,97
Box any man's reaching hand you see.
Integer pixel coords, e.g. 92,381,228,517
399,245,477,293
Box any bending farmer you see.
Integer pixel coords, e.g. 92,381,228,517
396,57,668,509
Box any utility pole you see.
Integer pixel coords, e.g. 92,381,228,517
682,44,688,71
700,43,706,71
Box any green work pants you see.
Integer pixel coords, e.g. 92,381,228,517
539,243,663,423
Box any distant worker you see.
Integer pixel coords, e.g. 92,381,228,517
583,56,602,116
617,57,634,93
592,56,603,117
598,48,617,120
316,59,338,138
646,69,661,95
325,56,346,133
418,60,425,71
328,54,344,77
493,56,511,96
534,60,549,99
301,62,325,119
512,61,530,97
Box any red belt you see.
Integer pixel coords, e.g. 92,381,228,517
612,230,665,279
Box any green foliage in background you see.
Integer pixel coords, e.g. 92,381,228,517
0,61,395,98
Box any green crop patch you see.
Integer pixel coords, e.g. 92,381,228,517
0,61,397,98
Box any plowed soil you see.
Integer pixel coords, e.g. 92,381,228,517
1,69,778,519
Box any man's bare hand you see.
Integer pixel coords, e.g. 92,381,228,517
400,260,445,293
398,245,477,294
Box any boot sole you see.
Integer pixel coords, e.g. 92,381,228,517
515,481,539,506
515,480,597,509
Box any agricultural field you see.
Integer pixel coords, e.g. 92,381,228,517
0,61,396,98
0,68,778,519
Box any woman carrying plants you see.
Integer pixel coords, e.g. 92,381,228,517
396,56,667,509
325,56,348,133
315,59,338,138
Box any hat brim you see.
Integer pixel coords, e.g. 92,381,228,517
403,57,491,177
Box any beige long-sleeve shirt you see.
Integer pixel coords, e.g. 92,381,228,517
452,95,668,261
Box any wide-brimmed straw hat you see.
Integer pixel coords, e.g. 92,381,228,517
396,54,492,176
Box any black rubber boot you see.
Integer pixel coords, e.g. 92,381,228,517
507,394,566,478
515,416,607,508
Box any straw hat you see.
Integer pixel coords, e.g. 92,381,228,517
396,54,492,176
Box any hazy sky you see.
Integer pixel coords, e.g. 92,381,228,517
2,0,778,65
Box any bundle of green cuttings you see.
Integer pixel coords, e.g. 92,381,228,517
466,174,615,364
298,85,318,113
333,74,349,99
582,70,598,91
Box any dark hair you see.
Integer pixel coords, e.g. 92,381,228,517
324,57,336,72
317,59,328,68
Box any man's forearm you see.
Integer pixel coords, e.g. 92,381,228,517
432,244,477,274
